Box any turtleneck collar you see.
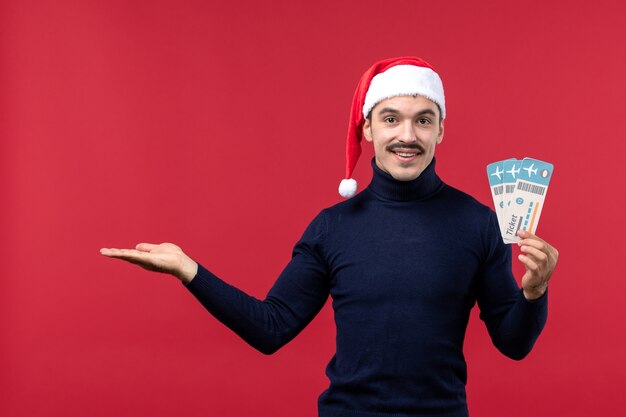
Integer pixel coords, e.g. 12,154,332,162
367,157,444,202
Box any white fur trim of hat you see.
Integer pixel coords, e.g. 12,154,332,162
362,65,446,120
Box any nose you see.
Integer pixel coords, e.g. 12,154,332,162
398,120,417,143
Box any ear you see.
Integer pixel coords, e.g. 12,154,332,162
363,118,373,143
436,120,444,144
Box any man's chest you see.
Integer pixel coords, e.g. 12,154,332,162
326,224,482,307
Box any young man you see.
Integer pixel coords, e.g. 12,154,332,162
101,56,558,417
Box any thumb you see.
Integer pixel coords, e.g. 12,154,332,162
136,242,159,252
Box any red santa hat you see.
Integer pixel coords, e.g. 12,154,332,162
338,56,446,198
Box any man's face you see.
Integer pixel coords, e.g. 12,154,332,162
363,95,444,182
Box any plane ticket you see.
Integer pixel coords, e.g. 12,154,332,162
486,157,554,244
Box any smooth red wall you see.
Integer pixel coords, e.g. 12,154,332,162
2,1,625,416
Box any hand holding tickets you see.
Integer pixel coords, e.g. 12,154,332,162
487,157,554,244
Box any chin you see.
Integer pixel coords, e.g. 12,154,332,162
391,170,421,182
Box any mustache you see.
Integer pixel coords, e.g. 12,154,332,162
386,143,425,153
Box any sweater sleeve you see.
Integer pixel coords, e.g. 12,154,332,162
475,211,548,360
184,212,331,355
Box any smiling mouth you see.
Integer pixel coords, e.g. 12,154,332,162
387,142,424,159
393,151,420,158
387,144,424,160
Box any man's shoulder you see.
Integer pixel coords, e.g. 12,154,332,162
318,189,371,214
440,183,491,210
435,184,501,245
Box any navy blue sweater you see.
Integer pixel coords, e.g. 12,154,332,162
186,159,547,417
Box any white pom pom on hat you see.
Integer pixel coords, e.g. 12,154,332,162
338,56,446,198
338,178,358,198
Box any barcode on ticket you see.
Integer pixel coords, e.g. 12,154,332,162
516,181,546,196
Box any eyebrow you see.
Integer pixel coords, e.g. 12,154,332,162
376,107,437,118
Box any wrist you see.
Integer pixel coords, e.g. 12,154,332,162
523,285,547,301
177,257,198,284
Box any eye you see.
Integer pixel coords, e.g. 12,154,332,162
384,116,397,123
417,118,431,125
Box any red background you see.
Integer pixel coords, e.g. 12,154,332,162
2,0,625,416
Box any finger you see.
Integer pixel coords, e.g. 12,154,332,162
101,248,146,259
518,253,539,273
520,244,548,264
517,229,550,244
517,229,538,240
100,248,124,256
518,237,550,253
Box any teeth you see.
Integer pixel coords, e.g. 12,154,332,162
396,152,416,157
